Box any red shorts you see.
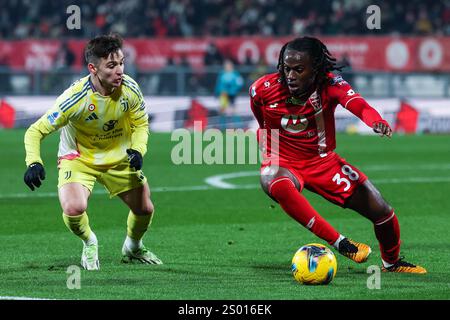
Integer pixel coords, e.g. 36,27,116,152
261,152,367,207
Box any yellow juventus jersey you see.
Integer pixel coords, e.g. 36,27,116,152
24,74,149,167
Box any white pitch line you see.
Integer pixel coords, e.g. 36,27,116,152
1,174,450,199
0,296,55,300
361,163,450,171
373,176,450,184
0,185,214,200
200,162,450,189
203,171,450,189
204,171,260,189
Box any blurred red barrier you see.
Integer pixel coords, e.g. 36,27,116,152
0,36,449,72
394,101,419,134
0,99,16,128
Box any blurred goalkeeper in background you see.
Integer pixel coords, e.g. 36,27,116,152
23,34,162,270
250,36,426,273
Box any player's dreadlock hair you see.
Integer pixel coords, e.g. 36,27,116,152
84,33,123,65
277,36,343,88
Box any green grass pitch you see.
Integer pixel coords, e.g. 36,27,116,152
0,129,449,300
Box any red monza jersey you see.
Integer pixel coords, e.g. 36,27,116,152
250,72,384,161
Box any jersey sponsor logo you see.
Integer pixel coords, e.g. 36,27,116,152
281,114,308,133
85,112,99,121
47,112,59,125
103,119,118,131
347,89,355,96
269,103,278,108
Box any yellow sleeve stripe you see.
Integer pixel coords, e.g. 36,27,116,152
134,113,148,121
122,76,140,89
60,82,90,112
122,79,143,100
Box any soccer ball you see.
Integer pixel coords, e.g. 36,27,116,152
291,243,337,285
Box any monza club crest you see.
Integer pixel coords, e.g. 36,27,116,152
281,114,308,133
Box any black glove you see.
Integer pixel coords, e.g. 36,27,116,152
24,162,46,191
126,149,143,170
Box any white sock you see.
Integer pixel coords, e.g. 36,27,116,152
332,234,346,250
124,235,143,251
83,231,97,246
382,259,394,268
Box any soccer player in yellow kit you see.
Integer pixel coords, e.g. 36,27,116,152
23,34,162,270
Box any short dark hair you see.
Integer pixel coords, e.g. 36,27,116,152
277,36,342,88
84,33,123,65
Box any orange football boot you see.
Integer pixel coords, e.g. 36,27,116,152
382,258,427,274
338,238,372,263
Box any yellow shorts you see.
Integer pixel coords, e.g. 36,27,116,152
58,158,147,197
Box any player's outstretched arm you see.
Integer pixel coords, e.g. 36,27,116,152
344,97,392,138
24,123,48,191
23,108,64,190
332,78,392,139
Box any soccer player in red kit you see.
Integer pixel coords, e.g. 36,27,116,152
250,37,426,273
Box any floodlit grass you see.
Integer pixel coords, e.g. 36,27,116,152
0,129,449,300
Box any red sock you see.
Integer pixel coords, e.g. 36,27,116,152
269,177,340,245
374,211,401,264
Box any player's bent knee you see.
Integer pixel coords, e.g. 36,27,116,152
62,200,88,216
133,201,154,216
347,181,393,223
364,181,392,218
260,166,302,199
144,202,154,216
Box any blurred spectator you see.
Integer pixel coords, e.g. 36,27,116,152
339,53,354,85
158,57,176,95
248,59,269,84
123,47,138,80
1,0,449,39
242,51,257,67
0,52,12,94
44,41,77,94
204,42,224,66
55,41,76,71
415,10,433,35
201,42,225,95
215,60,244,114
179,55,198,94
